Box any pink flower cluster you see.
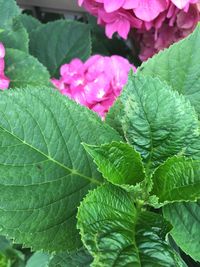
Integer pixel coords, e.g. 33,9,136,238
51,55,135,118
134,2,200,60
0,43,10,90
79,0,200,60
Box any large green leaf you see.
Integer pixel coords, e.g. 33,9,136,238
139,24,200,117
0,88,121,252
5,48,50,88
0,17,29,53
185,137,200,160
107,74,199,168
78,184,185,267
17,14,42,35
0,0,20,27
83,141,145,187
152,156,200,205
163,201,200,262
29,20,91,76
49,248,92,267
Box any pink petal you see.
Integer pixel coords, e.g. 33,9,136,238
0,43,5,59
171,0,191,9
103,0,125,12
0,75,10,90
0,58,5,74
123,0,140,9
134,0,168,22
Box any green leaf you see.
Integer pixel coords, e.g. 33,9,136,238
49,248,92,267
78,184,185,267
0,0,20,28
17,14,42,35
29,20,91,76
5,48,50,88
83,141,145,188
0,87,121,252
152,156,200,205
108,74,199,168
0,253,10,267
163,201,200,262
26,252,51,267
0,236,11,252
139,24,200,117
185,137,200,160
105,98,125,138
0,17,29,53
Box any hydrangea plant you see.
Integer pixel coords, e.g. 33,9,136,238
0,0,200,266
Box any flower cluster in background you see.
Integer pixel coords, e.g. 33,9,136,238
79,0,200,60
51,55,135,118
0,43,10,90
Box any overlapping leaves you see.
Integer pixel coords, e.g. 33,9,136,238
95,71,200,263
0,87,121,252
0,0,92,88
139,24,200,118
77,184,186,267
83,141,145,188
137,23,200,262
107,74,199,168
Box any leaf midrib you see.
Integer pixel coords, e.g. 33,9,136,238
0,125,100,185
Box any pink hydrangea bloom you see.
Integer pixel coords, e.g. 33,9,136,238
79,0,200,60
51,55,135,118
133,2,200,60
0,43,10,90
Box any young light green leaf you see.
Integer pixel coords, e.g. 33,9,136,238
29,20,91,76
5,48,50,88
163,201,200,262
0,87,122,252
0,0,20,27
78,184,186,267
83,141,145,188
0,253,10,267
0,17,29,53
152,157,200,205
49,248,92,267
108,74,199,168
139,24,200,117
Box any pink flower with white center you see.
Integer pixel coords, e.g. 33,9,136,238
51,55,135,119
0,43,10,90
79,0,200,60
